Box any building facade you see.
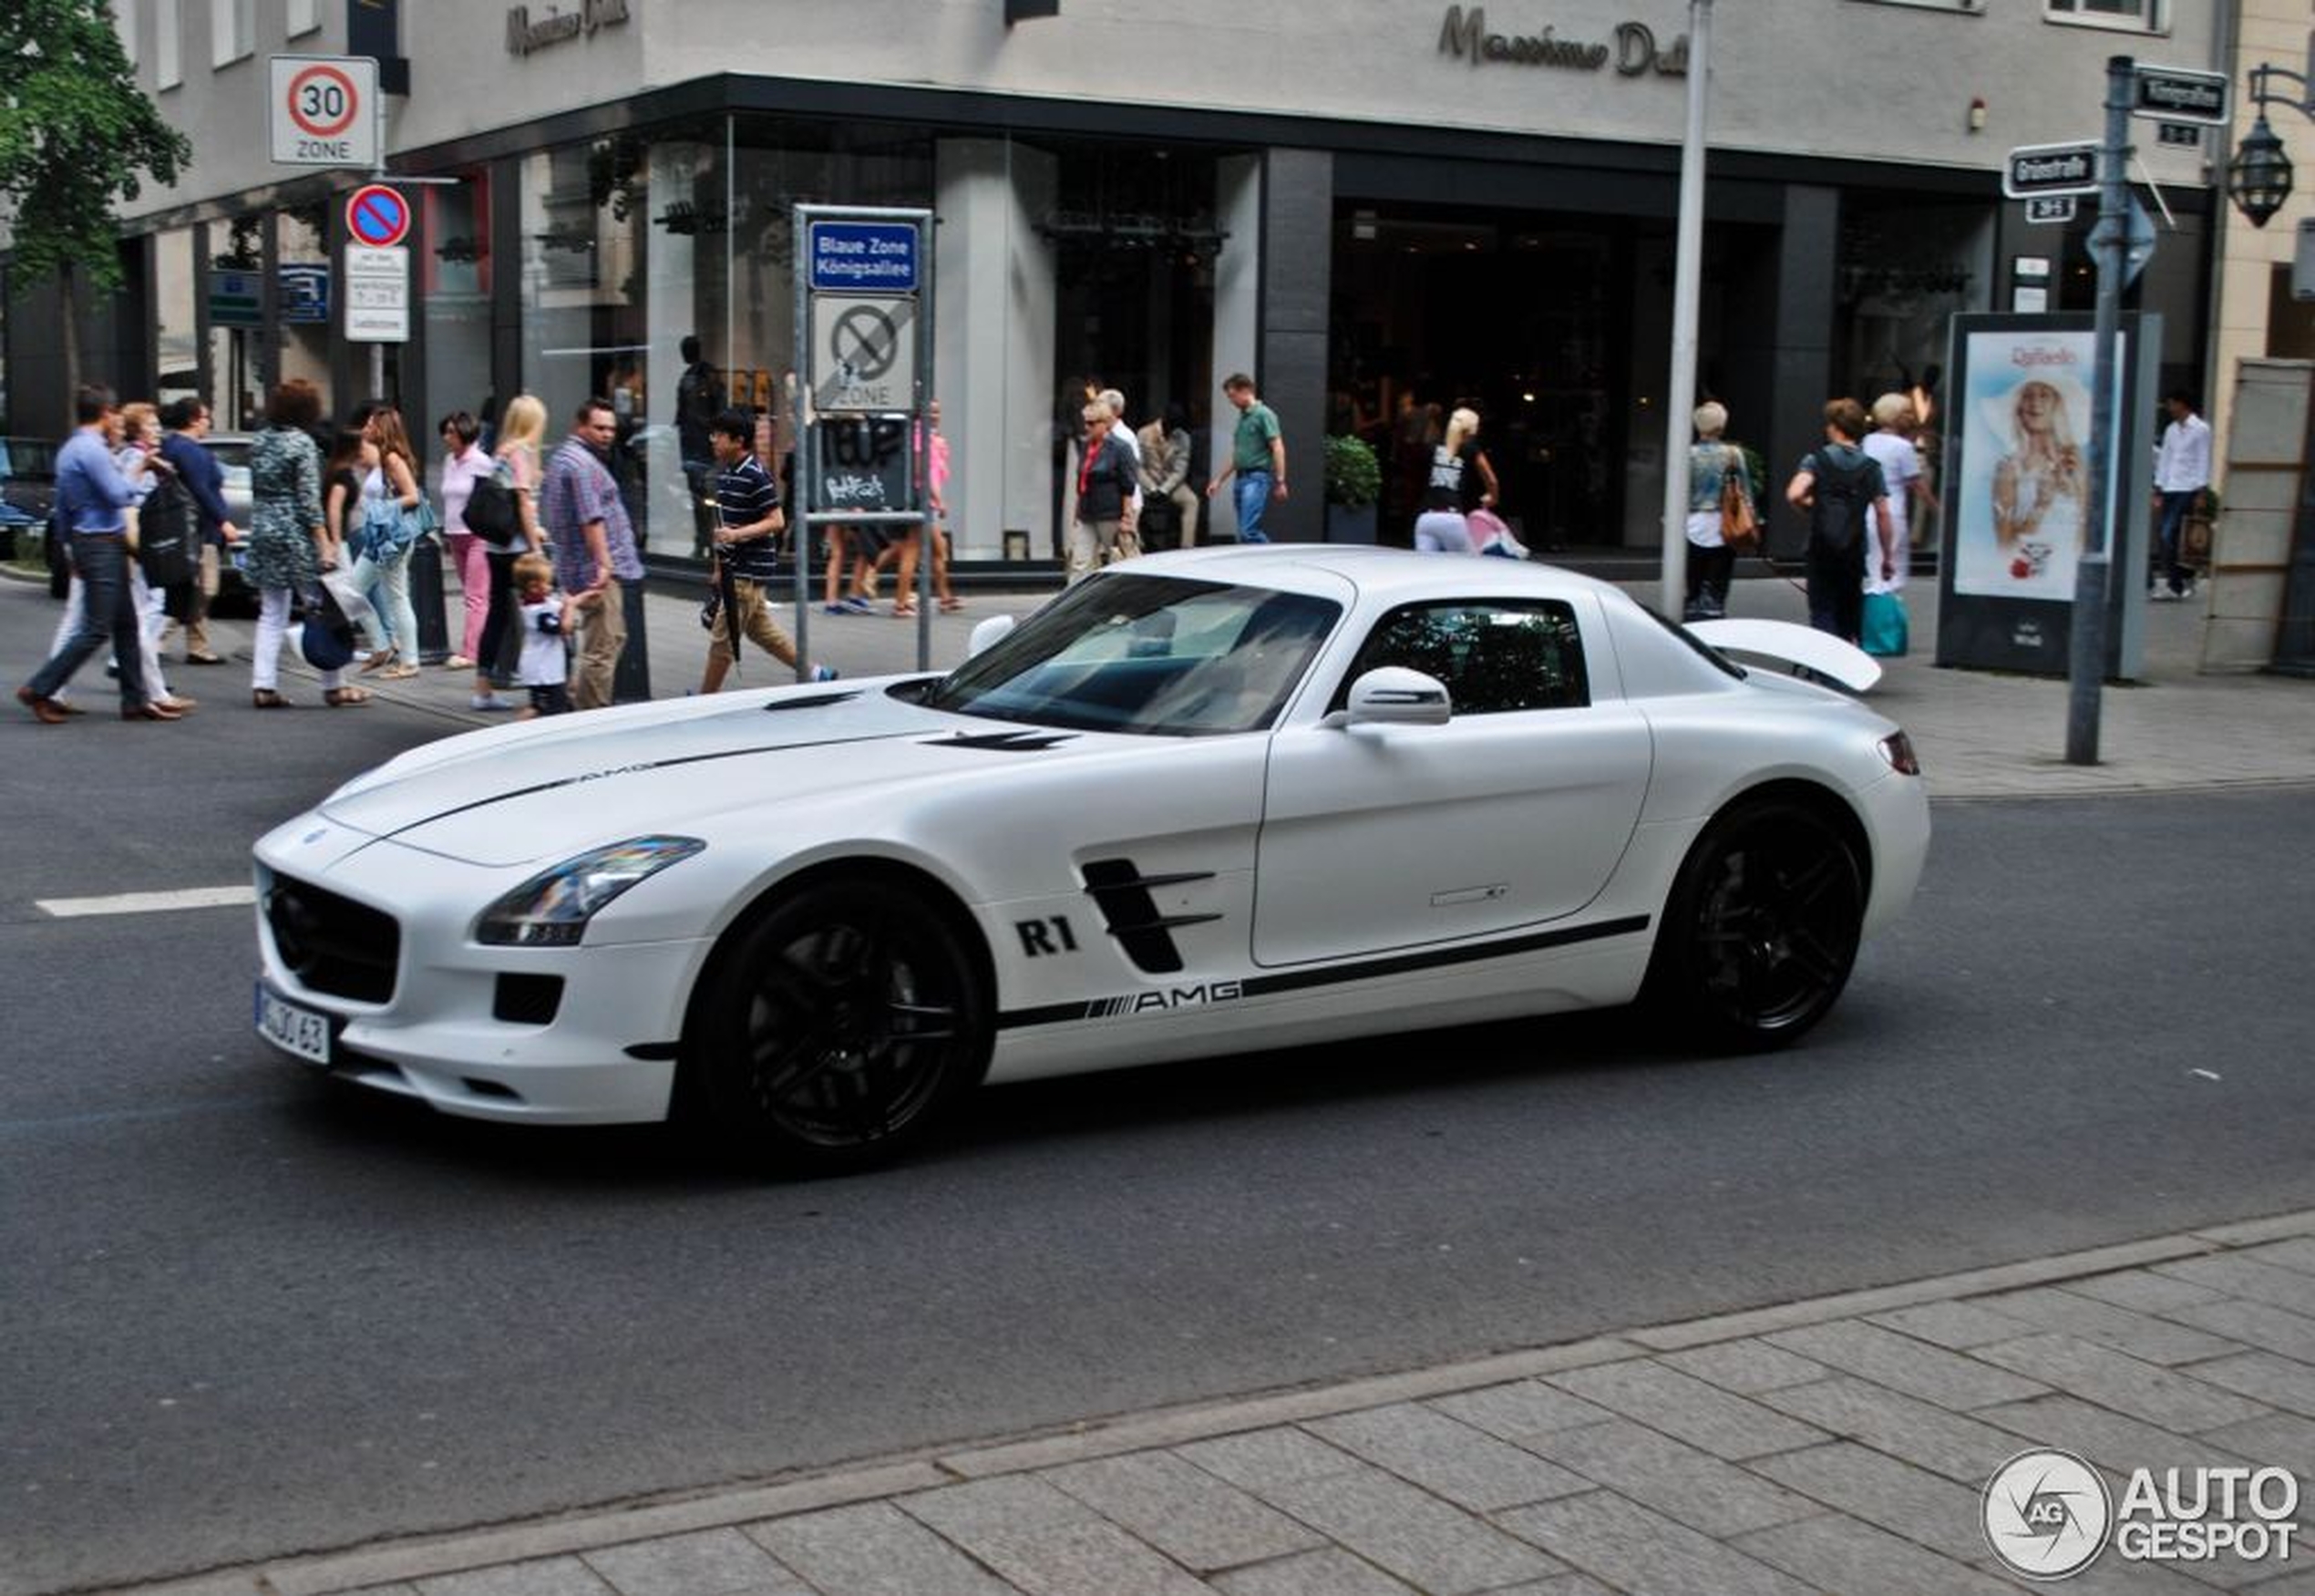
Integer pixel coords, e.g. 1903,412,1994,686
5,0,2228,564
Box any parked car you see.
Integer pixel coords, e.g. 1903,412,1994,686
252,546,1932,1177
0,438,66,594
201,432,259,613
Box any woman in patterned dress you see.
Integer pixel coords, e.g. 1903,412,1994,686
245,379,366,708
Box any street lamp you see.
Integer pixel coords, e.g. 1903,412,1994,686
2227,61,2315,228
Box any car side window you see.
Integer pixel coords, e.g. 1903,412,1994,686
1334,599,1589,715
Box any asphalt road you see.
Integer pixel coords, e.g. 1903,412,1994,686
3,604,2310,1592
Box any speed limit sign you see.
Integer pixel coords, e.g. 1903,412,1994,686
270,56,378,169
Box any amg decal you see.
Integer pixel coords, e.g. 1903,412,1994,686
1088,980,1245,1019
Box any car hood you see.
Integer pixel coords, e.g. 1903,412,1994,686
319,680,1085,867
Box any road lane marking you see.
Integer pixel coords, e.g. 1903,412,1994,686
36,886,256,918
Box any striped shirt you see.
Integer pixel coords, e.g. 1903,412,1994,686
715,454,784,582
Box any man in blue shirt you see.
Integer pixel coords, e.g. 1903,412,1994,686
17,386,177,723
157,396,238,664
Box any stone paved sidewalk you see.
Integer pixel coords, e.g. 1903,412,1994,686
129,1210,2315,1595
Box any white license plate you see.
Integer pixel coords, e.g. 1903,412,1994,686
254,983,332,1066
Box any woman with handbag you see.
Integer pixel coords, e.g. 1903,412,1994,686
350,405,427,680
469,394,549,710
1684,401,1757,622
245,380,367,708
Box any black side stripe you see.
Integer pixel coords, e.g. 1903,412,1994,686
995,913,1652,1031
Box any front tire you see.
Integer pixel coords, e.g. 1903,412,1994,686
685,877,989,1175
1644,796,1864,1050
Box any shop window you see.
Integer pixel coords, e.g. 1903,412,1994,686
2045,0,2165,31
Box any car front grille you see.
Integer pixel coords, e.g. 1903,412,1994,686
263,870,399,1004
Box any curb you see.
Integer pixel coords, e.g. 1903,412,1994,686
119,1202,2315,1596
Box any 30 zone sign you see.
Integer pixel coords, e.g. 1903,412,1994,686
270,56,378,169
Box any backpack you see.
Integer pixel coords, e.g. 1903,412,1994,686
136,469,199,589
464,460,520,546
1806,448,1875,557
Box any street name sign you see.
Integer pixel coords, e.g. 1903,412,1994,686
2132,65,2228,126
345,245,409,343
270,56,378,168
2005,142,2100,201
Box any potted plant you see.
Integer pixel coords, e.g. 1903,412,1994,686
1324,434,1382,544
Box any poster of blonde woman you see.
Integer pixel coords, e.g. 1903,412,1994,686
1952,330,2096,600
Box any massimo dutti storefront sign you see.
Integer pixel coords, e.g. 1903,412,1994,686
1437,5,1688,77
507,0,633,57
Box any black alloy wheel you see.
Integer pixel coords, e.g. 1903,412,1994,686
691,877,989,1175
1647,796,1865,1049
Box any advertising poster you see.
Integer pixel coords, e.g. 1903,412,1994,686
1953,326,2102,601
1936,312,2157,678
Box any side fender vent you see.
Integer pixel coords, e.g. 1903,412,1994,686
1080,858,1220,975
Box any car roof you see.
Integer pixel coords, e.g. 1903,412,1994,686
1123,543,1630,606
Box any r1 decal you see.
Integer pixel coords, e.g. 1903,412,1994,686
1015,915,1080,958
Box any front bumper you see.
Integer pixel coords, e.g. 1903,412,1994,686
252,826,708,1125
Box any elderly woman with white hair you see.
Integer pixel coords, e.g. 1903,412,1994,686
1682,400,1755,620
1412,406,1498,553
1862,391,1926,594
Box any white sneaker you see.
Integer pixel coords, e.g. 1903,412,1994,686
2148,586,2176,602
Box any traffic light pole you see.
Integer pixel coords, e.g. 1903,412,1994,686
2066,55,2134,766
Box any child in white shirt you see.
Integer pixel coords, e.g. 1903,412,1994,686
513,552,572,717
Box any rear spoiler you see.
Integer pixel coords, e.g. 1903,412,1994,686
1685,618,1883,694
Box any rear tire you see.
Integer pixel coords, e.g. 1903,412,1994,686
684,877,989,1176
1643,796,1864,1050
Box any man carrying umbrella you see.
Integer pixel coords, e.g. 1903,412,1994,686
698,407,837,693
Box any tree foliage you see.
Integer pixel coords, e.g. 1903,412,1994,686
0,0,191,292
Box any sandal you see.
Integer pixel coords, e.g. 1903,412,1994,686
443,654,475,670
324,686,372,707
252,688,295,709
939,598,966,613
357,648,398,674
891,604,918,619
377,663,420,681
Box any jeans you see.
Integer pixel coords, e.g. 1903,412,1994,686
351,545,417,657
2155,489,2198,592
26,532,148,705
477,549,521,685
1233,471,1274,543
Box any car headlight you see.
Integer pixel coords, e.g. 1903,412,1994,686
475,836,705,946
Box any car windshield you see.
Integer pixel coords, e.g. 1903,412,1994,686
924,572,1341,736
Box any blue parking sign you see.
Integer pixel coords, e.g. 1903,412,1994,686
808,221,919,293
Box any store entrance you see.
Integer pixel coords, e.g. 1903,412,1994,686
1331,205,1632,550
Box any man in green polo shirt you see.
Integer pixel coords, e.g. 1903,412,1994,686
1205,372,1286,543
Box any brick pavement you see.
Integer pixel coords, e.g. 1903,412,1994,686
122,1213,2315,1595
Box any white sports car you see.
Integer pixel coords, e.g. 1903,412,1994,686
253,547,1929,1173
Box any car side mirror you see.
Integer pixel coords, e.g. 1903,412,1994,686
1344,666,1452,727
964,614,1016,660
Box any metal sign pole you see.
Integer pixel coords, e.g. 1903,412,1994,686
2066,56,2133,766
793,215,812,682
